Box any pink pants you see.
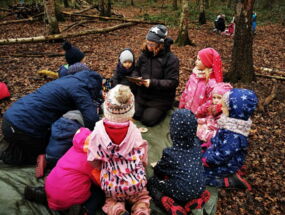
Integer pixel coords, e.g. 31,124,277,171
102,187,151,215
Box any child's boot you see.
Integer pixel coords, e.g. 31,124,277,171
184,190,210,212
35,154,46,178
225,173,252,190
161,196,187,215
24,186,47,205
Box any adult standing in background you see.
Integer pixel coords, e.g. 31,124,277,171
132,25,179,127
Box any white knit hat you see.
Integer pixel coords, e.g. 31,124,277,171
119,49,134,64
103,84,135,123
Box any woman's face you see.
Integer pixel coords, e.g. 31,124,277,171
212,93,223,105
195,55,206,70
146,40,159,52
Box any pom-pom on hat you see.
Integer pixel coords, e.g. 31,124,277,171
198,48,223,82
146,25,168,44
119,49,134,64
63,41,85,65
103,84,135,123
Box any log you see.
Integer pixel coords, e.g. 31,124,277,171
0,22,136,45
256,73,285,81
61,20,91,32
61,11,164,25
0,12,43,25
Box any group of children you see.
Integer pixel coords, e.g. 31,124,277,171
24,40,258,215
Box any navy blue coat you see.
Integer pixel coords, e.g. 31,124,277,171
4,70,102,137
148,109,206,202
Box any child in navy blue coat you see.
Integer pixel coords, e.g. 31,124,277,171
202,88,258,190
111,49,136,91
148,109,210,215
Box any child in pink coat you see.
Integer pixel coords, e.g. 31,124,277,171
179,48,223,115
196,82,233,147
87,84,151,215
24,128,104,214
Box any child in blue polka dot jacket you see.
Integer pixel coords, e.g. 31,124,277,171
147,109,210,215
202,88,258,190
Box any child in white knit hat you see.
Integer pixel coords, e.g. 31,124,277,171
88,84,151,215
111,49,136,89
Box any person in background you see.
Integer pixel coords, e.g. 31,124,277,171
214,14,226,33
132,25,179,127
252,12,257,34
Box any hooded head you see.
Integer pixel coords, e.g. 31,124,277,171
146,25,168,44
198,48,223,82
223,88,258,120
63,41,85,65
103,84,135,123
119,49,134,64
170,109,197,149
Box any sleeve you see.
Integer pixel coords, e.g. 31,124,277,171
202,134,242,166
153,151,176,177
178,77,190,109
149,54,179,90
70,87,99,130
140,140,149,167
196,100,212,118
72,127,91,152
111,70,119,87
195,81,215,115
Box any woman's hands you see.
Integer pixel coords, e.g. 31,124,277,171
135,77,150,88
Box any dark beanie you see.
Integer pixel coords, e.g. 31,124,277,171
63,41,85,65
146,25,168,44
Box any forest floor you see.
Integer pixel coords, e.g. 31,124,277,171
0,4,285,215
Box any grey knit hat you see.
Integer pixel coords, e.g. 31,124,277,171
119,49,134,64
146,25,168,43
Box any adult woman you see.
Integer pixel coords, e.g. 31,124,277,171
0,64,102,165
132,25,179,126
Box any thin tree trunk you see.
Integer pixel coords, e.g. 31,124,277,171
175,0,193,46
199,0,206,24
225,0,256,83
172,0,178,10
43,0,60,35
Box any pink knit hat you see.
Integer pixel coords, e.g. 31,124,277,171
198,48,223,82
212,82,233,96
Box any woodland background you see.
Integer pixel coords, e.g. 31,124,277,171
0,0,284,214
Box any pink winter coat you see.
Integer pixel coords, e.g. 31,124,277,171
179,72,217,114
45,128,100,210
87,120,148,200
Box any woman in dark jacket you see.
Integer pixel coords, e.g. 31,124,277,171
0,63,102,165
132,25,179,126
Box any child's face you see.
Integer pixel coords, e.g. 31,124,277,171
212,94,223,105
122,61,133,69
221,99,229,116
195,56,206,70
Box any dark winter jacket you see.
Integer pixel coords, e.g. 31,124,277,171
149,109,205,202
202,89,258,186
4,70,102,138
132,38,179,108
45,110,84,164
112,49,135,87
57,64,69,78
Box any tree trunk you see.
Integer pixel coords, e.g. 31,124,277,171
43,0,60,35
199,0,206,25
131,0,134,6
205,0,209,8
99,0,111,16
172,0,178,10
175,0,193,46
225,0,256,83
